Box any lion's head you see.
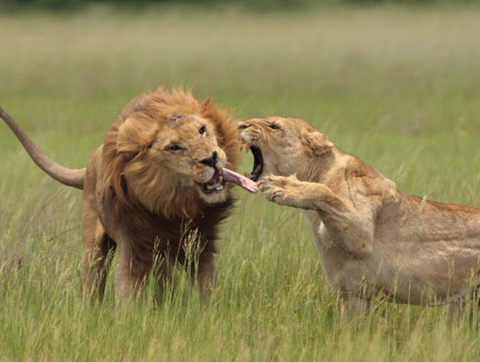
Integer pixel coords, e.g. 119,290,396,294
102,89,240,218
239,116,333,181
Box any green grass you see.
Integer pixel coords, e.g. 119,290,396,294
1,5,480,361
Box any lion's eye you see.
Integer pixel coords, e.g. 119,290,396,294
269,124,280,130
199,126,206,135
168,145,183,152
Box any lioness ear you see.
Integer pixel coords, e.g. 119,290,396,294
116,117,158,154
301,129,333,157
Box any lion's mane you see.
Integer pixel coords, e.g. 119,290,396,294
98,89,240,267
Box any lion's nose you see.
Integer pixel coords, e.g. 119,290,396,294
239,123,251,130
200,151,218,168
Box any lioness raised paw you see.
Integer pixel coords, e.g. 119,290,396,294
260,175,305,208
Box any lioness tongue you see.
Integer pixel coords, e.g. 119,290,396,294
221,168,258,194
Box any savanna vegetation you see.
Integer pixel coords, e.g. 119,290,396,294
1,4,480,361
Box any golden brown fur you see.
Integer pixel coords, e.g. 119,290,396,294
101,90,239,218
240,116,480,316
0,89,240,301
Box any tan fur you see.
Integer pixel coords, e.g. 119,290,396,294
1,89,240,302
240,116,480,315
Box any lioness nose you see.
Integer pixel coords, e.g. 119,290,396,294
239,123,251,130
200,151,218,168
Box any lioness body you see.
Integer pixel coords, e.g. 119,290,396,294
240,116,480,310
1,89,240,301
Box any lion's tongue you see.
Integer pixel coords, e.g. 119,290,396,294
221,168,258,194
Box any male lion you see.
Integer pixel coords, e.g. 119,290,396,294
0,89,256,301
239,116,480,315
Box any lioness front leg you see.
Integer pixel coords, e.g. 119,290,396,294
337,291,371,318
260,175,330,209
260,175,375,259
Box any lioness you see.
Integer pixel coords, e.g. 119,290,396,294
240,116,480,314
0,89,256,301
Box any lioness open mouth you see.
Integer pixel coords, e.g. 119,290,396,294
248,145,264,182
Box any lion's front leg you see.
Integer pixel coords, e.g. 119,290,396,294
196,252,216,299
115,242,151,303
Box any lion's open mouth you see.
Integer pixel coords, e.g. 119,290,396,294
249,145,264,182
201,168,225,194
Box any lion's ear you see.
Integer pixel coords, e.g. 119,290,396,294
116,117,158,154
301,129,333,157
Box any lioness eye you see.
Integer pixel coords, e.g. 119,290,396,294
199,126,206,135
269,124,280,130
168,145,183,151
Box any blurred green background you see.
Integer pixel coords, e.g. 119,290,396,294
1,0,477,12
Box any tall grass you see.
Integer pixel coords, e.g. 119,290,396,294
1,5,480,361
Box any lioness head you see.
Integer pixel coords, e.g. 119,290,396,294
102,89,240,218
239,116,333,181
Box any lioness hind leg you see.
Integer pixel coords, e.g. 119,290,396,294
82,218,116,301
447,287,480,324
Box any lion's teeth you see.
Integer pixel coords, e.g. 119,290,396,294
245,144,251,153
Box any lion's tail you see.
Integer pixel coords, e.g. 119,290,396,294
0,106,85,190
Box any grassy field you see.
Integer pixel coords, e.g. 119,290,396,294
1,5,480,361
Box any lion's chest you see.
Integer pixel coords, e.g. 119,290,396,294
98,199,229,265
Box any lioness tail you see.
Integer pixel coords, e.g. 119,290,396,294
0,107,85,190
